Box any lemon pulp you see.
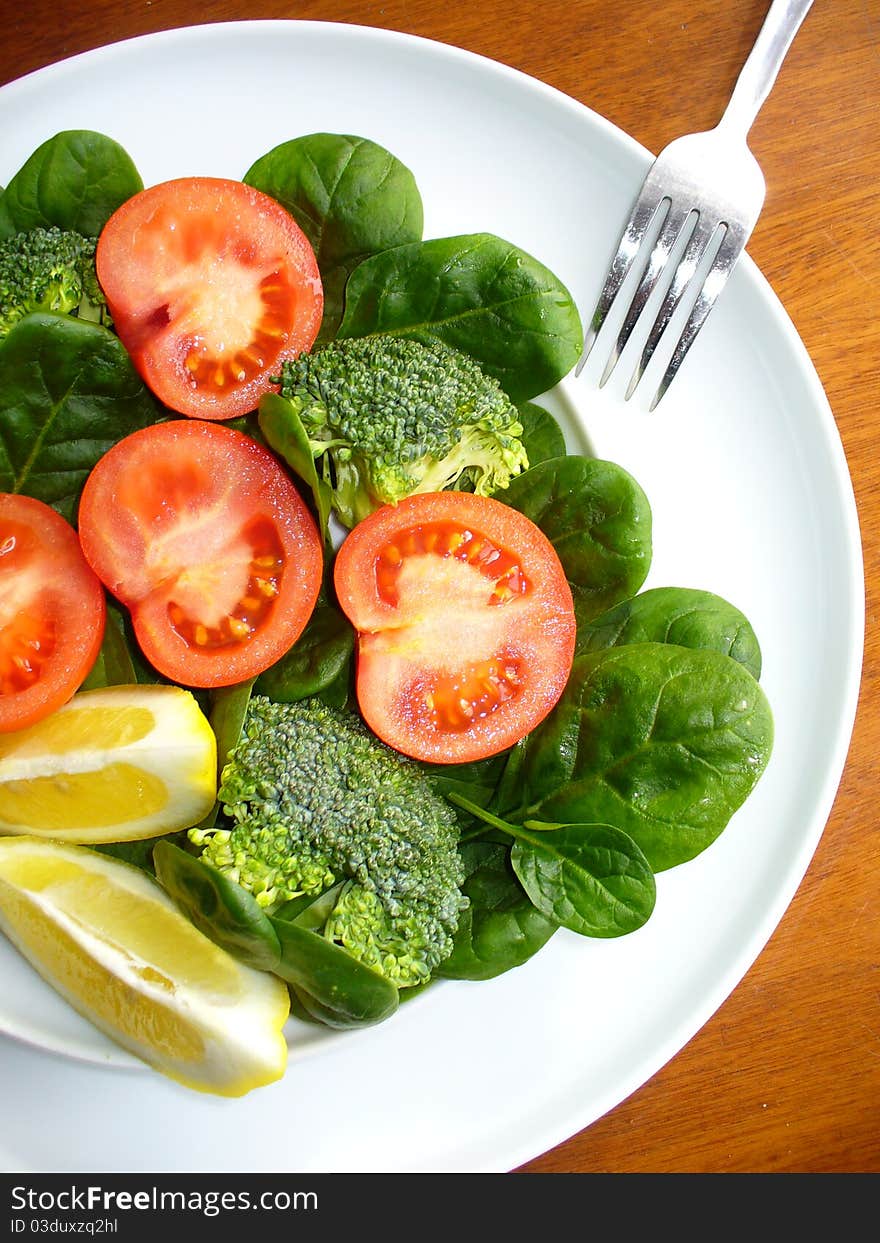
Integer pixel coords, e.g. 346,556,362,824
3,887,206,1063
0,705,156,759
0,685,217,842
0,837,290,1096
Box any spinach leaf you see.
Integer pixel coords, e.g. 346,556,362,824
311,658,354,709
0,313,162,522
153,837,397,1028
273,881,347,932
337,233,583,403
516,401,567,467
287,986,382,1030
244,133,423,342
289,971,427,1025
256,598,354,704
80,600,140,690
422,751,511,816
577,585,763,677
502,455,653,626
208,679,255,780
153,841,396,1028
269,914,399,1028
494,643,773,872
152,840,282,971
447,793,654,939
0,130,142,239
258,391,333,542
437,841,558,980
180,679,255,835
94,830,188,876
511,822,655,937
80,598,161,690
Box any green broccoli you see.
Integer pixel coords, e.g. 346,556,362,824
277,334,529,527
189,695,468,989
0,225,110,337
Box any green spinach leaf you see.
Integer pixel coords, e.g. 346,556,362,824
437,841,558,980
244,133,423,342
0,130,142,239
181,679,255,834
256,598,354,704
422,751,510,817
270,913,399,1028
258,391,333,541
516,401,567,467
80,598,161,689
502,455,653,626
94,830,188,876
511,821,655,937
80,600,140,691
272,881,347,932
494,643,773,871
208,679,255,781
311,658,353,709
337,232,583,403
577,585,763,677
154,842,398,1029
447,793,654,939
0,313,162,522
153,840,282,971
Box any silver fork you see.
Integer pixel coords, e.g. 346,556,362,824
577,0,814,410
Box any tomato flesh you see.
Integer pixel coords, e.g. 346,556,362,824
77,420,323,688
334,492,576,763
96,177,323,420
165,514,284,651
0,494,106,733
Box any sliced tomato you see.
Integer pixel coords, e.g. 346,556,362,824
96,177,323,420
333,491,576,763
0,494,106,733
77,420,323,689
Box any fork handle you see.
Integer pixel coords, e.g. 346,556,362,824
719,0,814,137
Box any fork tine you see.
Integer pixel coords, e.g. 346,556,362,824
624,213,722,400
599,203,698,388
575,192,666,376
647,224,748,411
576,0,813,407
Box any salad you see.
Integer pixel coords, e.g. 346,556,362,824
0,128,774,1096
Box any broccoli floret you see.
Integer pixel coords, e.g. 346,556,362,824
0,225,110,337
189,695,468,989
277,335,529,527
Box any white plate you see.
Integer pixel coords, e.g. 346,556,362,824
0,20,863,1172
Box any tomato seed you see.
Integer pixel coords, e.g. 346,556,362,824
0,614,55,694
422,655,524,733
375,522,530,607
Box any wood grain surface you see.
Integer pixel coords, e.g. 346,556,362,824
1,0,877,1174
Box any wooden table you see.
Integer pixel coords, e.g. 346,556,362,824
2,0,877,1174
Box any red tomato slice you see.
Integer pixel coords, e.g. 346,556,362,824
77,421,323,688
0,494,106,733
96,177,323,421
333,491,576,763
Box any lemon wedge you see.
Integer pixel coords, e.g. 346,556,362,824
0,836,290,1095
0,685,217,842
